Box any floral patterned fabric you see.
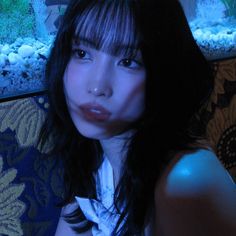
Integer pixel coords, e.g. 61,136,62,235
0,156,25,236
206,58,236,182
0,96,63,236
0,58,235,236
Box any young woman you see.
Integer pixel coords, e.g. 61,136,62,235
40,0,236,235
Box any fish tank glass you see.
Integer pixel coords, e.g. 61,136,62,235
180,0,236,61
0,0,69,100
0,0,236,100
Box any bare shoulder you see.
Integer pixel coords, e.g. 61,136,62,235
154,148,236,236
157,148,235,197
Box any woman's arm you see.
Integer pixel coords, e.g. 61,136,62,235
55,202,92,236
154,149,236,236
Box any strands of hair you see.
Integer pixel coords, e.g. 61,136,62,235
41,0,216,235
73,0,140,57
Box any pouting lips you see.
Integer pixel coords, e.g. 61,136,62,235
79,103,111,122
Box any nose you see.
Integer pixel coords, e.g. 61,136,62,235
87,62,113,97
88,86,112,97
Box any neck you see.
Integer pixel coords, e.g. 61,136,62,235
99,130,135,183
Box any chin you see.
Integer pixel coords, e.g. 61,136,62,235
74,123,120,140
72,115,131,140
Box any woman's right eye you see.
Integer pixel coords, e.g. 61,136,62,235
72,48,90,60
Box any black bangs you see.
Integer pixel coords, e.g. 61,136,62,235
73,0,140,57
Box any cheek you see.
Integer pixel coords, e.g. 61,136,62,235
117,79,146,120
63,63,86,102
129,89,145,118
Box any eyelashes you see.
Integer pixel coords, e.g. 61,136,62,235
118,58,143,69
72,48,91,60
71,46,144,70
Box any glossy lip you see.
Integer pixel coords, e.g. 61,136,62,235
79,103,112,122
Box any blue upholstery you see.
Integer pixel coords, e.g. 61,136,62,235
0,95,63,236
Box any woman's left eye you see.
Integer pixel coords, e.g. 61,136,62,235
119,58,142,69
72,48,90,60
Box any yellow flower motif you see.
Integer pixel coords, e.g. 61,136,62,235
0,156,25,236
206,95,236,180
0,97,50,153
209,58,236,112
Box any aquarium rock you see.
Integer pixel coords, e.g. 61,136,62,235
8,52,23,65
0,37,53,98
18,45,35,58
1,44,11,55
190,17,236,60
0,54,7,67
0,77,10,87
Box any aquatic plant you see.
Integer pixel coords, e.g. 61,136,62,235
221,0,236,17
0,0,29,14
0,0,35,43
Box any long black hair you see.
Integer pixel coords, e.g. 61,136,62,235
40,0,215,235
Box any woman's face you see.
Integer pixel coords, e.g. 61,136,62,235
63,39,146,140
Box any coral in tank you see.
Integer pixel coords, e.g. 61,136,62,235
0,0,35,43
31,0,49,42
221,0,236,18
196,0,226,22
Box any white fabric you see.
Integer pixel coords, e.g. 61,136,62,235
75,157,123,235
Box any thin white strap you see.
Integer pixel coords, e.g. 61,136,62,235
96,157,115,209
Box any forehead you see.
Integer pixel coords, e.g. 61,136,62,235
72,1,140,56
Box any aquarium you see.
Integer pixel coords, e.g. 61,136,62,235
0,0,236,100
0,0,69,100
180,0,236,61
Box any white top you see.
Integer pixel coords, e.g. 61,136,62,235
75,157,124,235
